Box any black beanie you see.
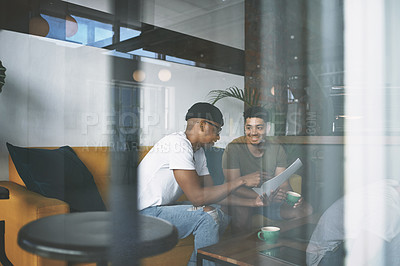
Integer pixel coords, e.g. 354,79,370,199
185,102,224,126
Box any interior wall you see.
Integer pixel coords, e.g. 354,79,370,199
0,30,244,180
386,0,400,179
136,57,244,146
0,30,112,180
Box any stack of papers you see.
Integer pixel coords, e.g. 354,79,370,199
253,158,303,196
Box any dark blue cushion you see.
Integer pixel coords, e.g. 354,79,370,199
204,147,225,185
6,143,106,212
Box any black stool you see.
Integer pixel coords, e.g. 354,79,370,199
0,186,13,266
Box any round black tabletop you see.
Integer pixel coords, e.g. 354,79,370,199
18,212,178,263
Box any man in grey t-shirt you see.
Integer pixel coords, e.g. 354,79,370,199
223,106,313,233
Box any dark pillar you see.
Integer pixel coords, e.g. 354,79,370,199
110,1,142,265
245,0,287,135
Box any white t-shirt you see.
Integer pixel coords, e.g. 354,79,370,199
137,132,209,210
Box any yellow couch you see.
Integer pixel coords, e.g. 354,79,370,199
0,146,196,266
0,146,302,266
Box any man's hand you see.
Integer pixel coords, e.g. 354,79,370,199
292,197,304,208
269,188,304,207
260,172,274,183
254,189,280,206
268,188,287,203
241,171,272,188
255,193,268,206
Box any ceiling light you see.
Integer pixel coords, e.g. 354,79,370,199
29,15,50,37
133,70,146,82
65,14,78,37
158,69,171,82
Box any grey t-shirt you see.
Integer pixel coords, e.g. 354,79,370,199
222,136,287,175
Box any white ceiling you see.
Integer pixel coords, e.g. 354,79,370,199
142,0,244,49
63,0,245,49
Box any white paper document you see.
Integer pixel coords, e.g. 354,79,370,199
253,158,303,196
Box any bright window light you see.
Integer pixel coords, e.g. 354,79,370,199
128,49,157,58
120,27,141,42
165,55,195,66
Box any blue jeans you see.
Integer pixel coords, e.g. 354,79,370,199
140,204,230,266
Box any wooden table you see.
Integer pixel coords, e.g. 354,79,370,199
18,212,178,265
197,214,321,266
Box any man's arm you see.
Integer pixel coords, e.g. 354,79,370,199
173,169,260,207
223,168,261,199
271,166,293,202
224,167,293,201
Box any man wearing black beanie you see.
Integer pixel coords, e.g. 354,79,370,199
137,102,271,266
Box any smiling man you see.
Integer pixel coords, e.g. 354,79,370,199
138,102,265,266
222,106,313,233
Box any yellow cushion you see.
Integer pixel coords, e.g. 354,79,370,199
4,146,302,266
289,174,302,194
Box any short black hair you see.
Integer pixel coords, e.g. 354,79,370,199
243,106,269,122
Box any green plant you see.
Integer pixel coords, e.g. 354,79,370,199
208,86,261,106
207,86,276,122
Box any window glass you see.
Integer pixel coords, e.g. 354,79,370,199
120,27,141,42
